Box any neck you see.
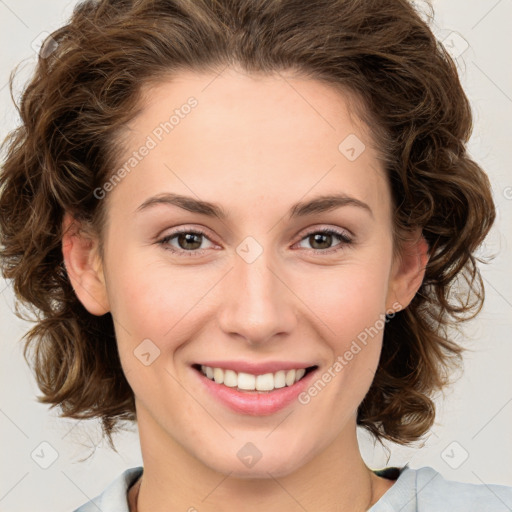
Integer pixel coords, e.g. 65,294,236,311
130,406,394,512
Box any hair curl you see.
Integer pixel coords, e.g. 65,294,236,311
0,0,495,448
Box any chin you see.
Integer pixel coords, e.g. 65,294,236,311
199,444,312,479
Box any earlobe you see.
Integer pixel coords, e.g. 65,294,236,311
61,212,110,316
386,231,429,311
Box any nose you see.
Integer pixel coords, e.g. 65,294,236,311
216,245,297,346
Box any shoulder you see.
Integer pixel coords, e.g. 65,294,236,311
371,465,512,512
72,466,143,512
415,466,512,511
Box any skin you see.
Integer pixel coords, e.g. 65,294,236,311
62,67,428,511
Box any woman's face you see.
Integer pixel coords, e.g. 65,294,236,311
75,68,422,478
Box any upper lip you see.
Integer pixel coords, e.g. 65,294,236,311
194,360,317,375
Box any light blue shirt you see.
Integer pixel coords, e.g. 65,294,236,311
73,464,512,511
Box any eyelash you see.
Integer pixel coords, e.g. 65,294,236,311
157,227,354,257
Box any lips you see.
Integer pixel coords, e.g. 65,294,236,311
192,361,318,415
197,364,314,391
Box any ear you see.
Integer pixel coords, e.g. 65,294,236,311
385,229,429,311
61,212,110,316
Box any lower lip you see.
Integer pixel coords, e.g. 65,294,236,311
194,367,317,416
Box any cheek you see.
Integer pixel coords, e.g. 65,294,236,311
297,255,392,392
297,286,387,431
101,248,192,387
105,248,197,335
303,257,392,342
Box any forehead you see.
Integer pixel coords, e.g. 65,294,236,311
109,68,390,219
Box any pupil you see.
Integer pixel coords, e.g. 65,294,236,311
311,233,331,250
179,233,201,250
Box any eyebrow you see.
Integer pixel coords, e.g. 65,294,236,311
135,192,373,219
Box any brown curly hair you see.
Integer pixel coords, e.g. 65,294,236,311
0,0,495,448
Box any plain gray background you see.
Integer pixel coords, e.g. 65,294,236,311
0,1,511,511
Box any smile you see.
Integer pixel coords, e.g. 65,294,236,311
198,364,315,392
192,362,319,415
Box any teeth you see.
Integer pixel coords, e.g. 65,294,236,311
213,367,224,384
255,373,274,391
274,370,286,388
223,369,238,387
285,369,296,386
238,372,256,390
198,365,311,391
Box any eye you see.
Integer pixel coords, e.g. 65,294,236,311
157,226,354,257
158,228,216,256
295,228,353,253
